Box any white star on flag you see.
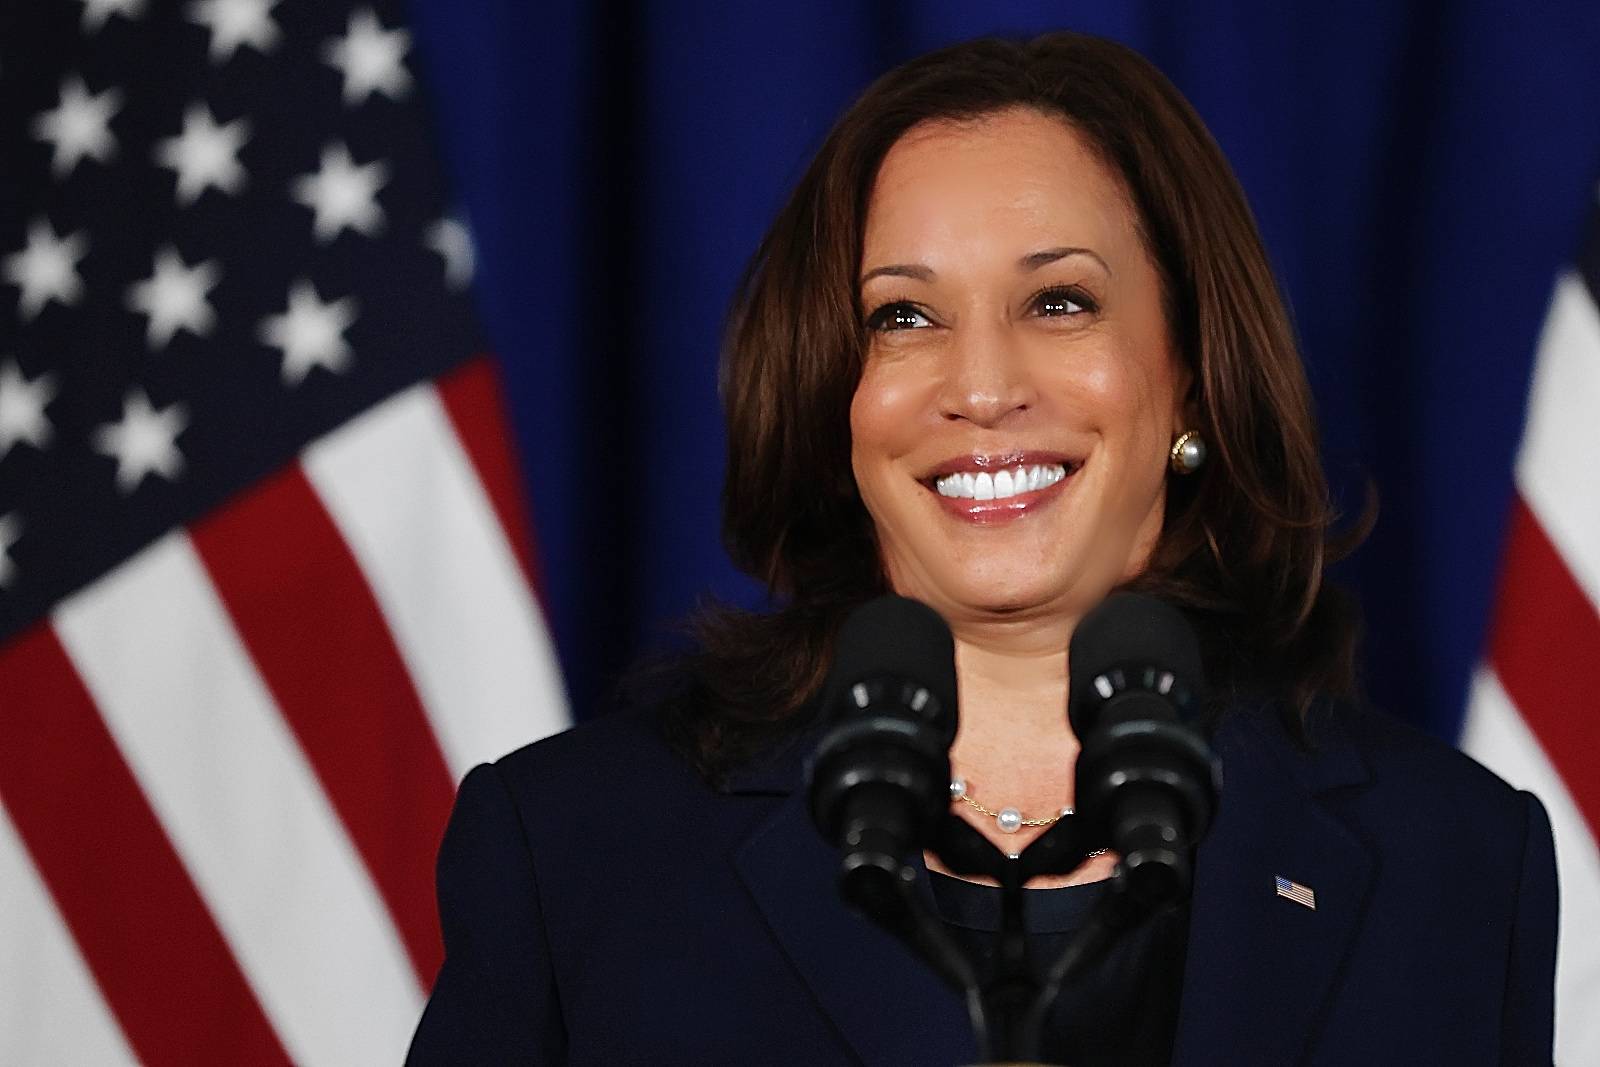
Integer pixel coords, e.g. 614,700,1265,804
3,219,88,321
425,216,475,290
324,7,413,106
291,142,388,243
187,0,282,64
0,512,20,587
155,104,251,205
258,278,358,384
77,0,146,32
0,359,58,460
125,246,221,350
31,74,122,178
91,388,189,494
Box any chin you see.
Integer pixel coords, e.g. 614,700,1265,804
941,570,1081,618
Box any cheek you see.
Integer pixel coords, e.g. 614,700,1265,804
1059,329,1182,433
849,362,928,478
1044,345,1178,513
1037,350,1149,430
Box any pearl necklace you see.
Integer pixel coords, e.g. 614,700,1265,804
948,776,1069,834
948,778,1111,865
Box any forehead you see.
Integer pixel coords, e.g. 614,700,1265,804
862,107,1139,265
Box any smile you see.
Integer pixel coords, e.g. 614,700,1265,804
919,452,1083,525
934,463,1068,500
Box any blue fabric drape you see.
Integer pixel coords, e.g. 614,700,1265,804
405,1,1600,738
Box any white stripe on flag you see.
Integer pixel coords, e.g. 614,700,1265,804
304,381,568,779
1516,271,1600,616
52,533,422,1067
1461,666,1600,1064
0,800,137,1067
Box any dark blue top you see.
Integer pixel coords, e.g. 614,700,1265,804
928,871,1188,1065
406,698,1557,1065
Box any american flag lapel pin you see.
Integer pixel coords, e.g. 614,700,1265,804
1275,875,1316,910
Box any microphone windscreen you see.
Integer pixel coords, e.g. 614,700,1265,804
825,595,957,721
1068,592,1204,724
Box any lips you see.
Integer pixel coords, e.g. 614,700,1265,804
919,451,1083,524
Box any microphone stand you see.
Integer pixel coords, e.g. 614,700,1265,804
845,811,1172,1064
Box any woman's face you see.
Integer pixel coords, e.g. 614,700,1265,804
850,107,1189,627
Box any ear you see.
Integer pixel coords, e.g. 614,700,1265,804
1170,357,1201,436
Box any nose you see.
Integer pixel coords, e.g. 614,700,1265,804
937,319,1034,427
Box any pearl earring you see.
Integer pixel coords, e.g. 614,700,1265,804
1169,430,1206,474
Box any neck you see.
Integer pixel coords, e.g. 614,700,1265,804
946,612,1081,803
932,611,1117,885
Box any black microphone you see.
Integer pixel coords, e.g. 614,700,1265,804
807,595,958,920
1068,592,1220,905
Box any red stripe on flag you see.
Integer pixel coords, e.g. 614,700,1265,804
190,464,454,988
437,356,544,597
0,623,291,1065
1488,495,1600,840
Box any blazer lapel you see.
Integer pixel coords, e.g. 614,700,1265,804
728,750,978,1066
1171,708,1375,1066
724,703,1375,1067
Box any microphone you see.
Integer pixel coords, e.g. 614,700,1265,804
1068,592,1220,905
807,595,958,920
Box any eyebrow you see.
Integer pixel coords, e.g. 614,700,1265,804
858,246,1111,287
1020,246,1112,275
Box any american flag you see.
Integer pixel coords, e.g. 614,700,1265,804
1273,875,1315,911
0,1,567,1062
1461,200,1600,1063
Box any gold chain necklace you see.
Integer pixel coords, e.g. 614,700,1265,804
949,777,1110,862
949,776,1071,834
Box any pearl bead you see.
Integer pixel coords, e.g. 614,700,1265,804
1060,806,1074,818
997,807,1022,833
1177,436,1206,472
949,777,967,800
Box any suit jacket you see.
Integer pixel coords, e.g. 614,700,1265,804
406,698,1557,1066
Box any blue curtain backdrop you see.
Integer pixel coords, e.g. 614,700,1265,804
402,1,1600,740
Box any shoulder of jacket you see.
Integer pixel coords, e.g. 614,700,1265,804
1337,699,1526,810
1222,694,1532,839
484,702,713,811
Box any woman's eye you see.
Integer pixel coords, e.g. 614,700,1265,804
865,302,933,332
1032,286,1095,317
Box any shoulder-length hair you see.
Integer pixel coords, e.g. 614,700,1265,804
661,31,1367,782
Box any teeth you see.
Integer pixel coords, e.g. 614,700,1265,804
935,463,1068,499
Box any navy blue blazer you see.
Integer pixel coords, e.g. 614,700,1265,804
407,699,1557,1065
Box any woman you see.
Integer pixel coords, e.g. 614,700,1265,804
408,32,1556,1066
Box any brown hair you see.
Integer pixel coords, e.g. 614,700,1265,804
659,31,1368,782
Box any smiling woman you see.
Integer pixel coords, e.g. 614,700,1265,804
696,36,1359,790
408,31,1557,1067
853,110,1182,626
